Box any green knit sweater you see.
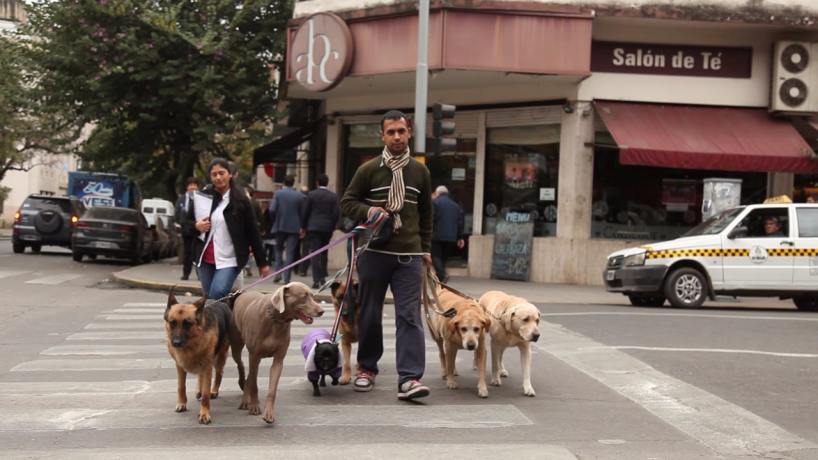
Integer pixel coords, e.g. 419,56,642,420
340,155,433,254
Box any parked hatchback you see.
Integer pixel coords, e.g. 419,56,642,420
71,207,153,264
604,203,818,311
12,195,85,254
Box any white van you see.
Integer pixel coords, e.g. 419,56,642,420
141,198,175,228
604,203,818,311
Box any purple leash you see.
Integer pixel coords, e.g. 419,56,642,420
215,213,388,303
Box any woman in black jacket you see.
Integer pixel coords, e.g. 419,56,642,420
193,158,270,299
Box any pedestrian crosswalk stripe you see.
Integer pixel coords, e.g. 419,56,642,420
0,444,575,460
0,270,29,279
85,322,162,330
24,274,83,285
0,405,532,431
43,341,438,356
122,302,166,307
13,350,456,371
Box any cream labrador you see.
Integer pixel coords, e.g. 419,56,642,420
230,282,323,423
479,290,541,397
427,289,491,398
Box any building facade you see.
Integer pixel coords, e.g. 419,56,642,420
272,0,818,284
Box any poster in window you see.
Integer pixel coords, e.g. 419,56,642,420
661,179,698,208
503,154,542,209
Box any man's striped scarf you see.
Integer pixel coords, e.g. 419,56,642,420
381,146,411,230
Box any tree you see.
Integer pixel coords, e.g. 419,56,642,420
21,0,292,199
0,33,78,186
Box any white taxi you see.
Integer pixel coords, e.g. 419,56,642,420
604,203,818,310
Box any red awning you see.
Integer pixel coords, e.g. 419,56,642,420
594,101,818,173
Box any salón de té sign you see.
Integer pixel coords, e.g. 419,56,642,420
591,41,752,78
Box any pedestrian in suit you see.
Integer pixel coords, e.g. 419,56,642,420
303,173,340,289
431,185,465,283
175,177,199,280
269,175,306,284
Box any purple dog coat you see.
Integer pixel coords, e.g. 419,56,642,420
301,328,343,382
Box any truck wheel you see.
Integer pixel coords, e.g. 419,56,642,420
628,294,666,307
664,267,707,308
30,244,42,254
793,296,818,312
12,241,25,254
72,251,83,262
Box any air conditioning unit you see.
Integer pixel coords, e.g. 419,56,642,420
770,41,818,113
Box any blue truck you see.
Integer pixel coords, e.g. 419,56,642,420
67,171,142,209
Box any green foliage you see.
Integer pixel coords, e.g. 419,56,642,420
0,32,77,184
21,0,292,199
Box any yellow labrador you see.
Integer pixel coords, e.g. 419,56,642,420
230,282,323,423
478,290,541,397
427,289,491,398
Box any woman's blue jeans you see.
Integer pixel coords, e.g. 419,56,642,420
198,263,240,300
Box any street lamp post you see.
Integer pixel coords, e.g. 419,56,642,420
413,0,429,154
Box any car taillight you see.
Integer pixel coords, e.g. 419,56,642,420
75,221,91,229
70,215,79,227
14,210,21,224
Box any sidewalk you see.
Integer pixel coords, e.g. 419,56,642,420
0,228,10,240
111,259,794,309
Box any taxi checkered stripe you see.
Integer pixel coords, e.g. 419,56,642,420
646,248,749,259
646,248,818,259
768,248,818,257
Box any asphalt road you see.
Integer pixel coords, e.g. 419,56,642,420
0,239,816,459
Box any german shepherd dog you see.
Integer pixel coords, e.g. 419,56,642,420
330,279,360,385
164,293,232,424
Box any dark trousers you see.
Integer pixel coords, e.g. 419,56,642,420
356,251,425,386
297,238,310,275
307,231,332,284
181,236,196,278
274,232,300,283
431,240,455,282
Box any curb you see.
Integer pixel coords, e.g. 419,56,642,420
112,270,342,303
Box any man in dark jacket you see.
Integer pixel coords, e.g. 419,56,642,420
175,177,199,280
269,175,306,284
303,173,339,289
431,185,465,283
341,110,433,401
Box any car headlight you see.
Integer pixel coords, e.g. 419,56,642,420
623,252,646,267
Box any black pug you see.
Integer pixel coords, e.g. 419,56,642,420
300,328,343,396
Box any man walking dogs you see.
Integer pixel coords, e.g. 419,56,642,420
341,110,434,400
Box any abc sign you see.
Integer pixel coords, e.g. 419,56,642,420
290,13,354,92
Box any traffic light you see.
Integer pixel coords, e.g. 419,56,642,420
432,103,456,154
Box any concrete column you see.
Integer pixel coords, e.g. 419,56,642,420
767,172,794,198
326,121,342,193
472,112,487,235
556,101,595,240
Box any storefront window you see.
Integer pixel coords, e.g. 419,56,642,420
483,124,560,237
591,132,768,241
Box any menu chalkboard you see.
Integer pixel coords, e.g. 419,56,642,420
491,212,534,281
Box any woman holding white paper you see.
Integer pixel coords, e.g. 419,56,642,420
193,158,270,299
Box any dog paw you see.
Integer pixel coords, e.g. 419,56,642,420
446,379,458,390
175,403,187,412
478,386,489,398
248,405,261,416
195,391,202,400
210,392,219,400
339,374,351,385
198,412,212,425
262,411,275,424
238,400,249,410
500,369,509,378
452,369,459,376
490,377,501,386
523,385,536,397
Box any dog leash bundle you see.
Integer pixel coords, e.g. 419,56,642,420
214,212,389,304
